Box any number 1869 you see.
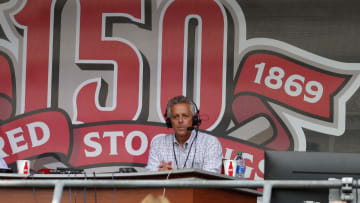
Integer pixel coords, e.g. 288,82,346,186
253,63,323,103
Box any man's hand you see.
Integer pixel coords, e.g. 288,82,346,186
158,160,173,171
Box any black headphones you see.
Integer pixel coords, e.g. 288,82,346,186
164,101,201,128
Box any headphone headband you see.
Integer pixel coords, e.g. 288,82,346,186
164,99,201,128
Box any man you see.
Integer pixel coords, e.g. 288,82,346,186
146,96,223,173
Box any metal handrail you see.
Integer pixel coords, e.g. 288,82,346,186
0,179,350,203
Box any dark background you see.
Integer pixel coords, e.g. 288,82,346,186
238,0,360,152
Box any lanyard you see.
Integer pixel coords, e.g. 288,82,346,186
173,128,198,169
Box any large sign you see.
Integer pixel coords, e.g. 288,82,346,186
0,0,359,180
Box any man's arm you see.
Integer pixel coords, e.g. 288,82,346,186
202,137,223,173
0,158,7,169
145,140,161,171
145,138,173,171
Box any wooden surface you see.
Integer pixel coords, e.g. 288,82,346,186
0,187,257,203
0,169,260,203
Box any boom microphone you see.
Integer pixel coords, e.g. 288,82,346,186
187,126,194,131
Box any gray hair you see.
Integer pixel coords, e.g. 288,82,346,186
166,95,197,118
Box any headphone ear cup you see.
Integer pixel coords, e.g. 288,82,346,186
192,101,201,127
166,117,172,128
192,115,201,127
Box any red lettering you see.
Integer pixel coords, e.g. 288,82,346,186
228,161,233,176
14,0,54,112
74,0,143,123
0,54,14,120
23,161,29,174
159,0,227,130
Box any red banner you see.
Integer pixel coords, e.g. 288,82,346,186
235,51,349,119
0,110,71,163
0,111,265,179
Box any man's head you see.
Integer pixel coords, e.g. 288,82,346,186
165,96,197,119
165,96,200,142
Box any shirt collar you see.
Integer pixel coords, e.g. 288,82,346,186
172,130,195,147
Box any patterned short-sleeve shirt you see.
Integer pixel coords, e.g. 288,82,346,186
145,130,223,173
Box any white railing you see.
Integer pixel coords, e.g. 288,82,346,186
0,178,357,203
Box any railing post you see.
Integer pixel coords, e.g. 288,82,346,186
52,181,64,203
262,183,273,203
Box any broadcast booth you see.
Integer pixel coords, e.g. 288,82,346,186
0,168,261,203
264,150,360,203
